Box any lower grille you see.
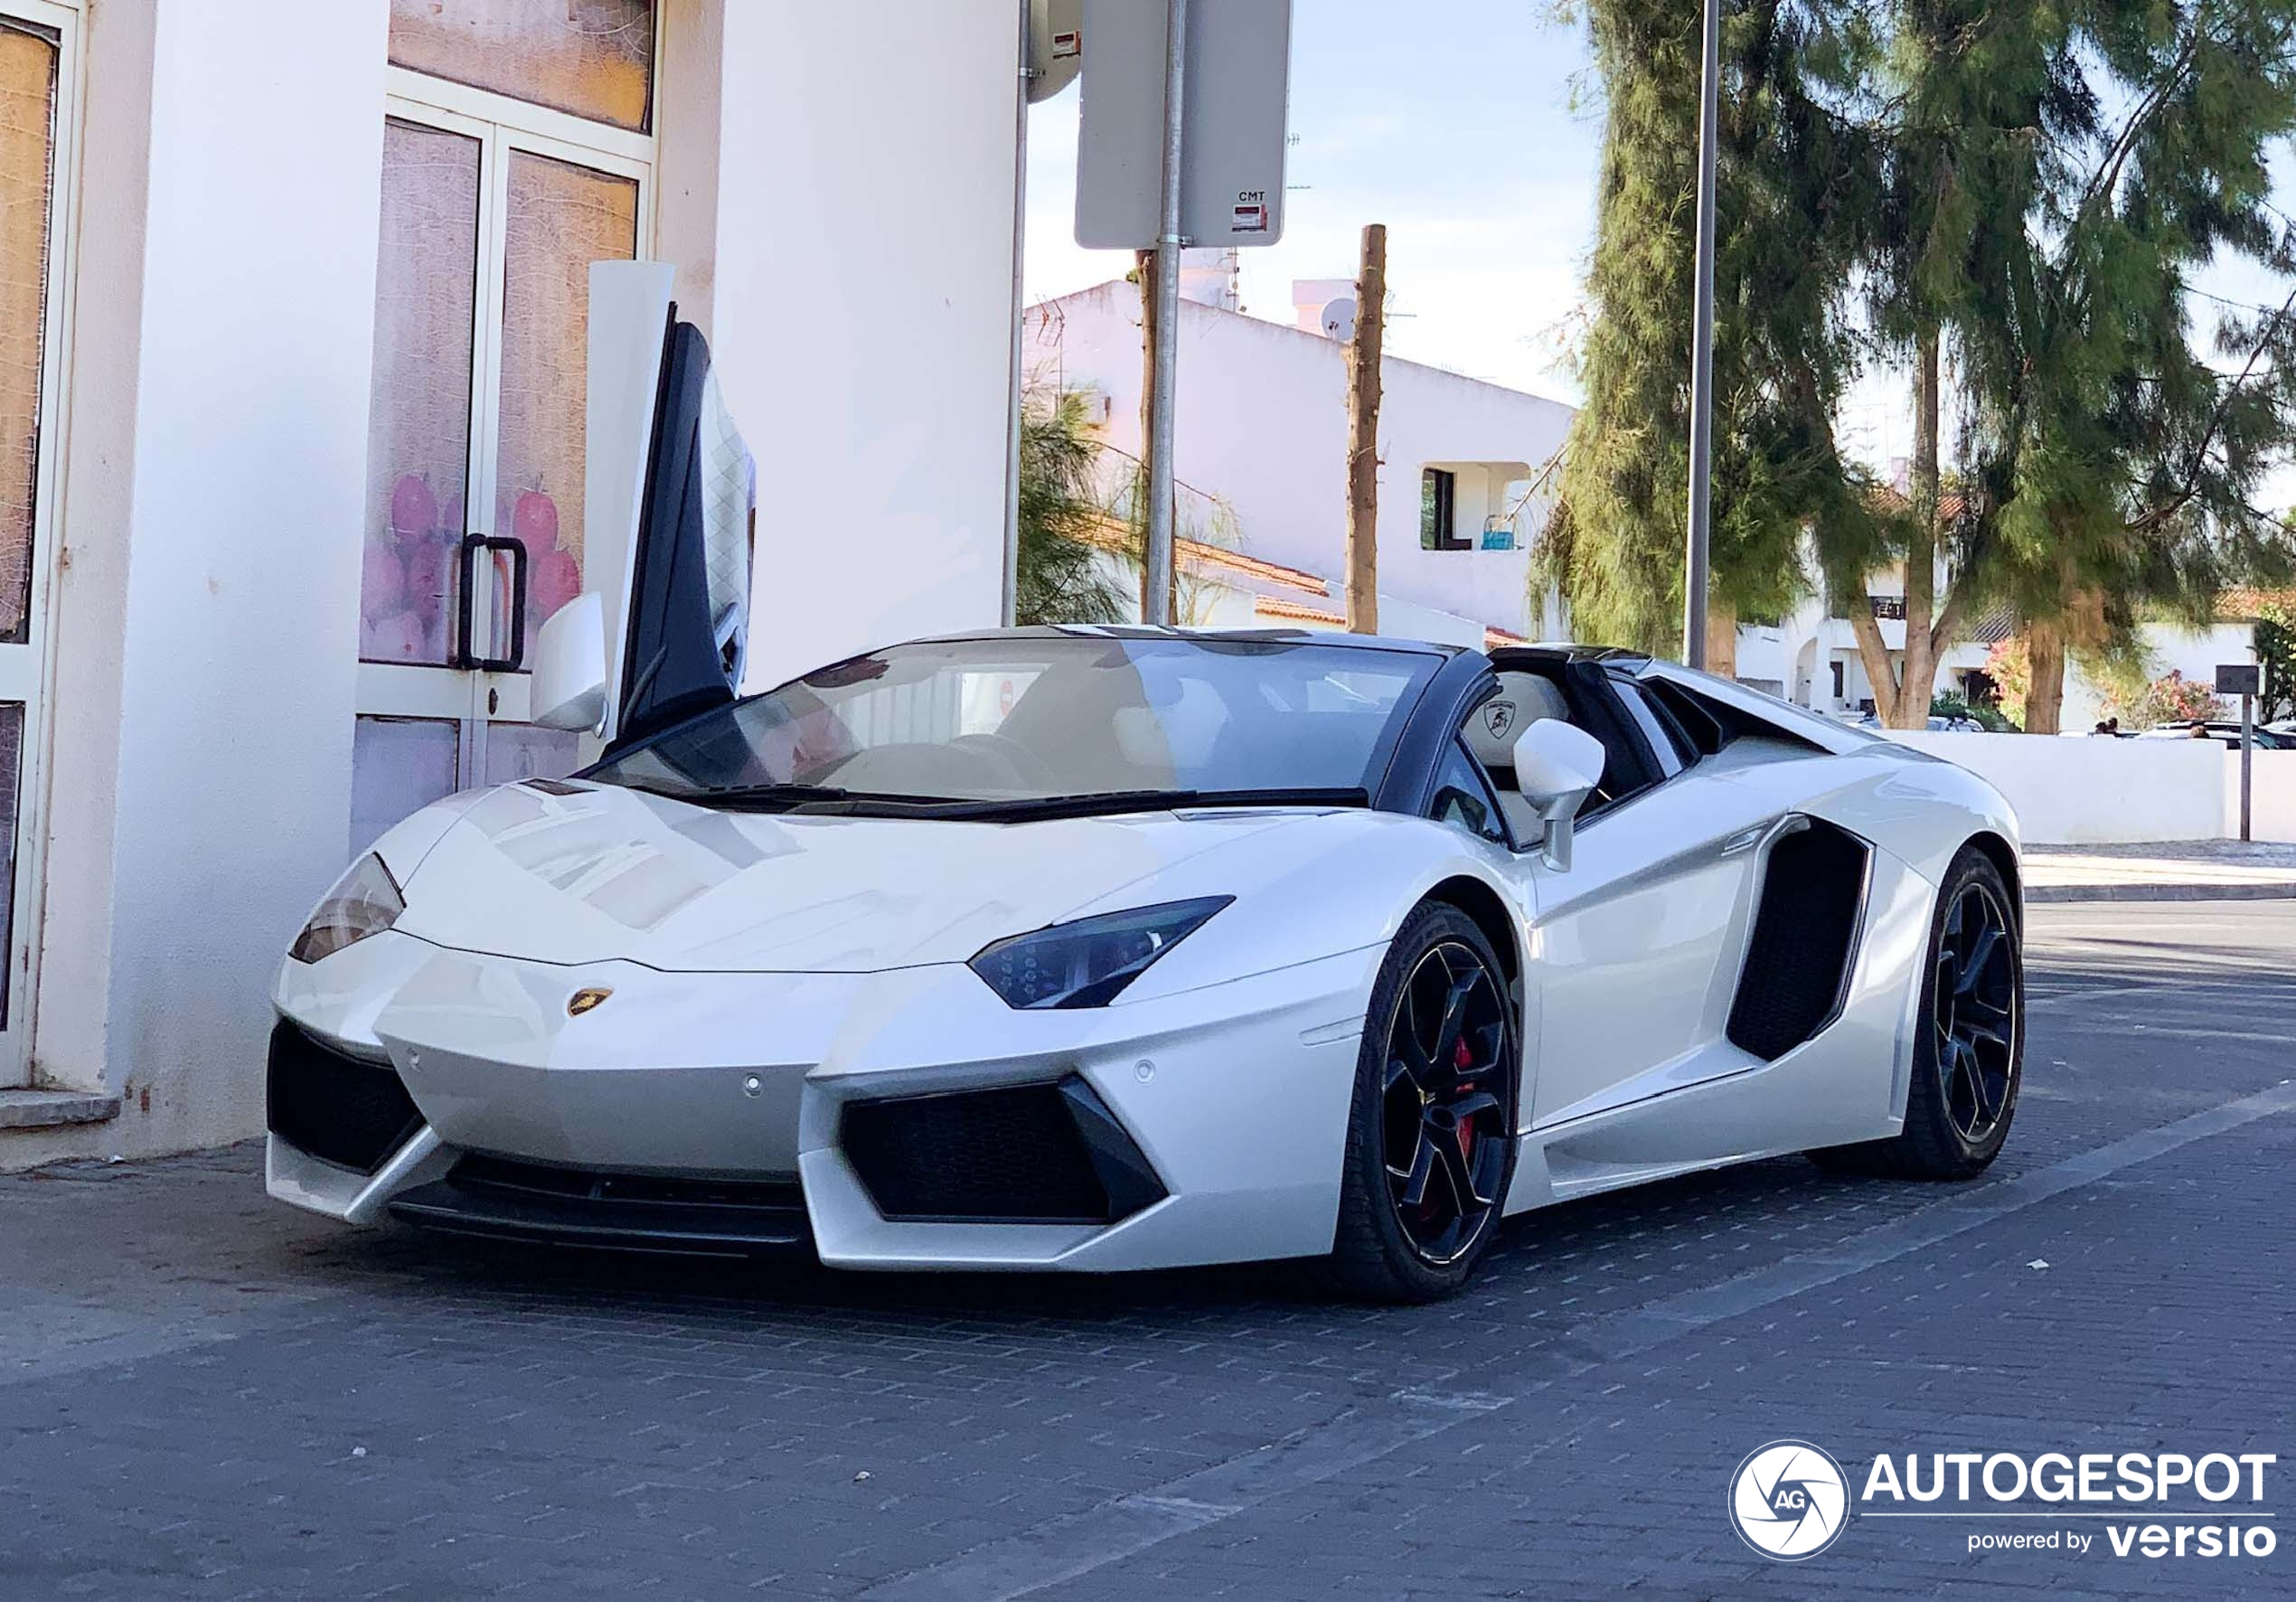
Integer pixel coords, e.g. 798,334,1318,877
389,1155,810,1256
266,1020,424,1174
840,1077,1165,1225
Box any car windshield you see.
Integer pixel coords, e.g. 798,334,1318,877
585,633,1443,815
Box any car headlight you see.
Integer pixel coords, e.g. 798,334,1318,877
288,853,405,965
969,897,1232,1009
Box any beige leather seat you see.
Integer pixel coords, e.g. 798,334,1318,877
1461,672,1583,841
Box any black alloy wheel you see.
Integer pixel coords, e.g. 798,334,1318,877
1330,902,1518,1301
1380,940,1511,1264
1934,878,2018,1145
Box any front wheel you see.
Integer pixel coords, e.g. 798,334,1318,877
1327,903,1518,1302
1811,845,2023,1179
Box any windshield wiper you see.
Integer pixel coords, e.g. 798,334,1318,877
616,781,852,812
626,781,1367,821
889,787,1370,823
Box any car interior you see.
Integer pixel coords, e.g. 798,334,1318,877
1454,656,1737,847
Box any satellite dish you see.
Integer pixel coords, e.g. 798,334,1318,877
1028,0,1084,103
1320,297,1359,342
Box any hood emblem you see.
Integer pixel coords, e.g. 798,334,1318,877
567,986,614,1018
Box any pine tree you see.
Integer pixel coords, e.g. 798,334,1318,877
1014,391,1131,627
1546,0,1881,664
1847,0,2296,730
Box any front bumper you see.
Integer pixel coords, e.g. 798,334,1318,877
267,931,1382,1272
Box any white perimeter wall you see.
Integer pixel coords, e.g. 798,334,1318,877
1030,284,1571,636
2225,749,2296,842
1883,731,2249,844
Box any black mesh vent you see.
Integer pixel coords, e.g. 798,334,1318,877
266,1020,424,1174
1727,819,1871,1060
840,1078,1162,1225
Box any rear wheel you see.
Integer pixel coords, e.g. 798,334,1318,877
1811,845,2022,1179
1328,904,1517,1302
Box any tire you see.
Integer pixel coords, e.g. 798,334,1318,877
1809,844,2022,1180
1327,902,1519,1302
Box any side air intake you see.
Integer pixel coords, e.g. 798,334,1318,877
1727,817,1872,1060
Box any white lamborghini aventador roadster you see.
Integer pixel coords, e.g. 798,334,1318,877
267,269,2025,1302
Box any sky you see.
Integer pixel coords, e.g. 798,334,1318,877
1023,0,1602,409
1022,1,2296,503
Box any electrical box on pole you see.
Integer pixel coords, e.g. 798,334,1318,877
1028,0,1084,102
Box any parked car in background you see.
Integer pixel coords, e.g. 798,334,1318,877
2134,721,2296,749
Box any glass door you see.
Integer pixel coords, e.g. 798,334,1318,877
0,1,75,1085
352,88,647,854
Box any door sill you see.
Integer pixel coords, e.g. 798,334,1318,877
0,1090,122,1132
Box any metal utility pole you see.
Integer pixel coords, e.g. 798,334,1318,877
2242,688,2255,843
1001,0,1033,627
1344,223,1387,635
1681,0,1720,670
1140,0,1189,627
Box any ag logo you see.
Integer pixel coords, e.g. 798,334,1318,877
1482,701,1517,740
566,986,613,1018
1727,1440,1850,1560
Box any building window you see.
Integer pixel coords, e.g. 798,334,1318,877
1421,468,1466,551
1,14,56,649
388,0,655,133
1830,661,1845,702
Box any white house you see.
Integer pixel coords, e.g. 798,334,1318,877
1025,277,1576,642
0,0,1021,1164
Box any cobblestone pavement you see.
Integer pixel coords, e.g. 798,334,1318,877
4,902,2291,1600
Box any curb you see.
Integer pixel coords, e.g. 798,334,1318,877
2028,882,2296,904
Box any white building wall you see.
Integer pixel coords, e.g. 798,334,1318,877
7,0,1019,1167
22,0,390,1164
701,0,1018,689
1029,283,1571,638
2061,622,2254,731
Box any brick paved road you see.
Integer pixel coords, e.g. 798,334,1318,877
3,902,2291,1599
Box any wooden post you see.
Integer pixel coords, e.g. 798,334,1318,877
1345,223,1388,634
1134,248,1166,621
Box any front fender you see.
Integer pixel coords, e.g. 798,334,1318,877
1098,810,1530,1007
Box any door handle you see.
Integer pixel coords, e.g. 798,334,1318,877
453,532,531,673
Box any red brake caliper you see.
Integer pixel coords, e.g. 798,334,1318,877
1454,1037,1477,1162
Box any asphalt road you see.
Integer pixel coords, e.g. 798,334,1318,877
3,902,2291,1599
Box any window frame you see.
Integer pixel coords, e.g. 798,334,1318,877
381,3,660,167
351,34,659,847
1420,466,1467,551
0,0,82,1079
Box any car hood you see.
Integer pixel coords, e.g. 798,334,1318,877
388,779,1309,972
